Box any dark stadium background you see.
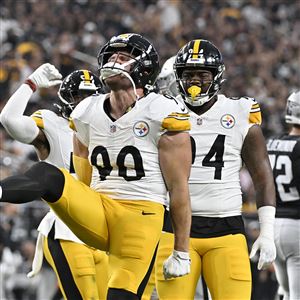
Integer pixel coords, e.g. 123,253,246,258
0,0,299,299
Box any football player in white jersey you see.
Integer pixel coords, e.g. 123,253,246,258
153,56,212,300
0,33,192,300
141,55,211,300
141,56,181,300
0,66,109,300
155,39,277,300
267,91,300,300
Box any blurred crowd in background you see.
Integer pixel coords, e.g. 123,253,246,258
0,0,299,299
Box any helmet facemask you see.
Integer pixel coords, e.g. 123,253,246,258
174,39,225,107
97,34,159,95
176,65,225,106
99,51,145,95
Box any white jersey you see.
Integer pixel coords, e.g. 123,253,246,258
186,94,262,217
31,109,82,243
71,92,190,206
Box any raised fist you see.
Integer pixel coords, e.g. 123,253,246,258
28,63,62,88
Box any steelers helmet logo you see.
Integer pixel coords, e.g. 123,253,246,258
220,114,235,129
133,121,149,137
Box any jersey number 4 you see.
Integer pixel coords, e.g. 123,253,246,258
191,134,225,180
91,145,145,181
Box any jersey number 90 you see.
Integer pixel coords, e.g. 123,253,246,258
91,145,145,181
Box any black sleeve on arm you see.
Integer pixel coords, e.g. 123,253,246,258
1,162,65,203
1,174,43,204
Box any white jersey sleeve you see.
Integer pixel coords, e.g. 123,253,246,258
148,94,190,144
189,95,262,217
31,109,73,169
70,95,97,146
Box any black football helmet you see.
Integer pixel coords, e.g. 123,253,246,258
97,33,159,92
57,70,101,119
174,39,225,106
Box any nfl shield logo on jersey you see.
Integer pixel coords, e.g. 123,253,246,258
110,125,117,133
220,114,235,129
133,121,149,137
197,118,203,125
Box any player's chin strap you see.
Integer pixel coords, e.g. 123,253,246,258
27,232,45,278
100,45,153,100
100,62,138,99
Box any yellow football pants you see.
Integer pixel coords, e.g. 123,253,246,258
43,237,109,300
142,264,155,300
47,168,164,295
156,232,252,300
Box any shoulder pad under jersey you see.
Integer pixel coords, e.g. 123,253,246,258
149,93,190,131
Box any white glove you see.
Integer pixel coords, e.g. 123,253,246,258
163,250,191,279
28,63,62,88
250,206,276,270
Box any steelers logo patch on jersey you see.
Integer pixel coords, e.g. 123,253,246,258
220,114,235,129
133,121,149,137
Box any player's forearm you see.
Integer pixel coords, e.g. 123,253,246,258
255,183,276,208
242,125,276,208
253,161,276,208
0,84,39,143
169,186,191,252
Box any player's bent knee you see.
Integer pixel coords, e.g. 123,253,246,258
25,161,65,202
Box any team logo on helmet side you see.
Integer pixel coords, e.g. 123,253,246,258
133,121,149,137
220,114,235,129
